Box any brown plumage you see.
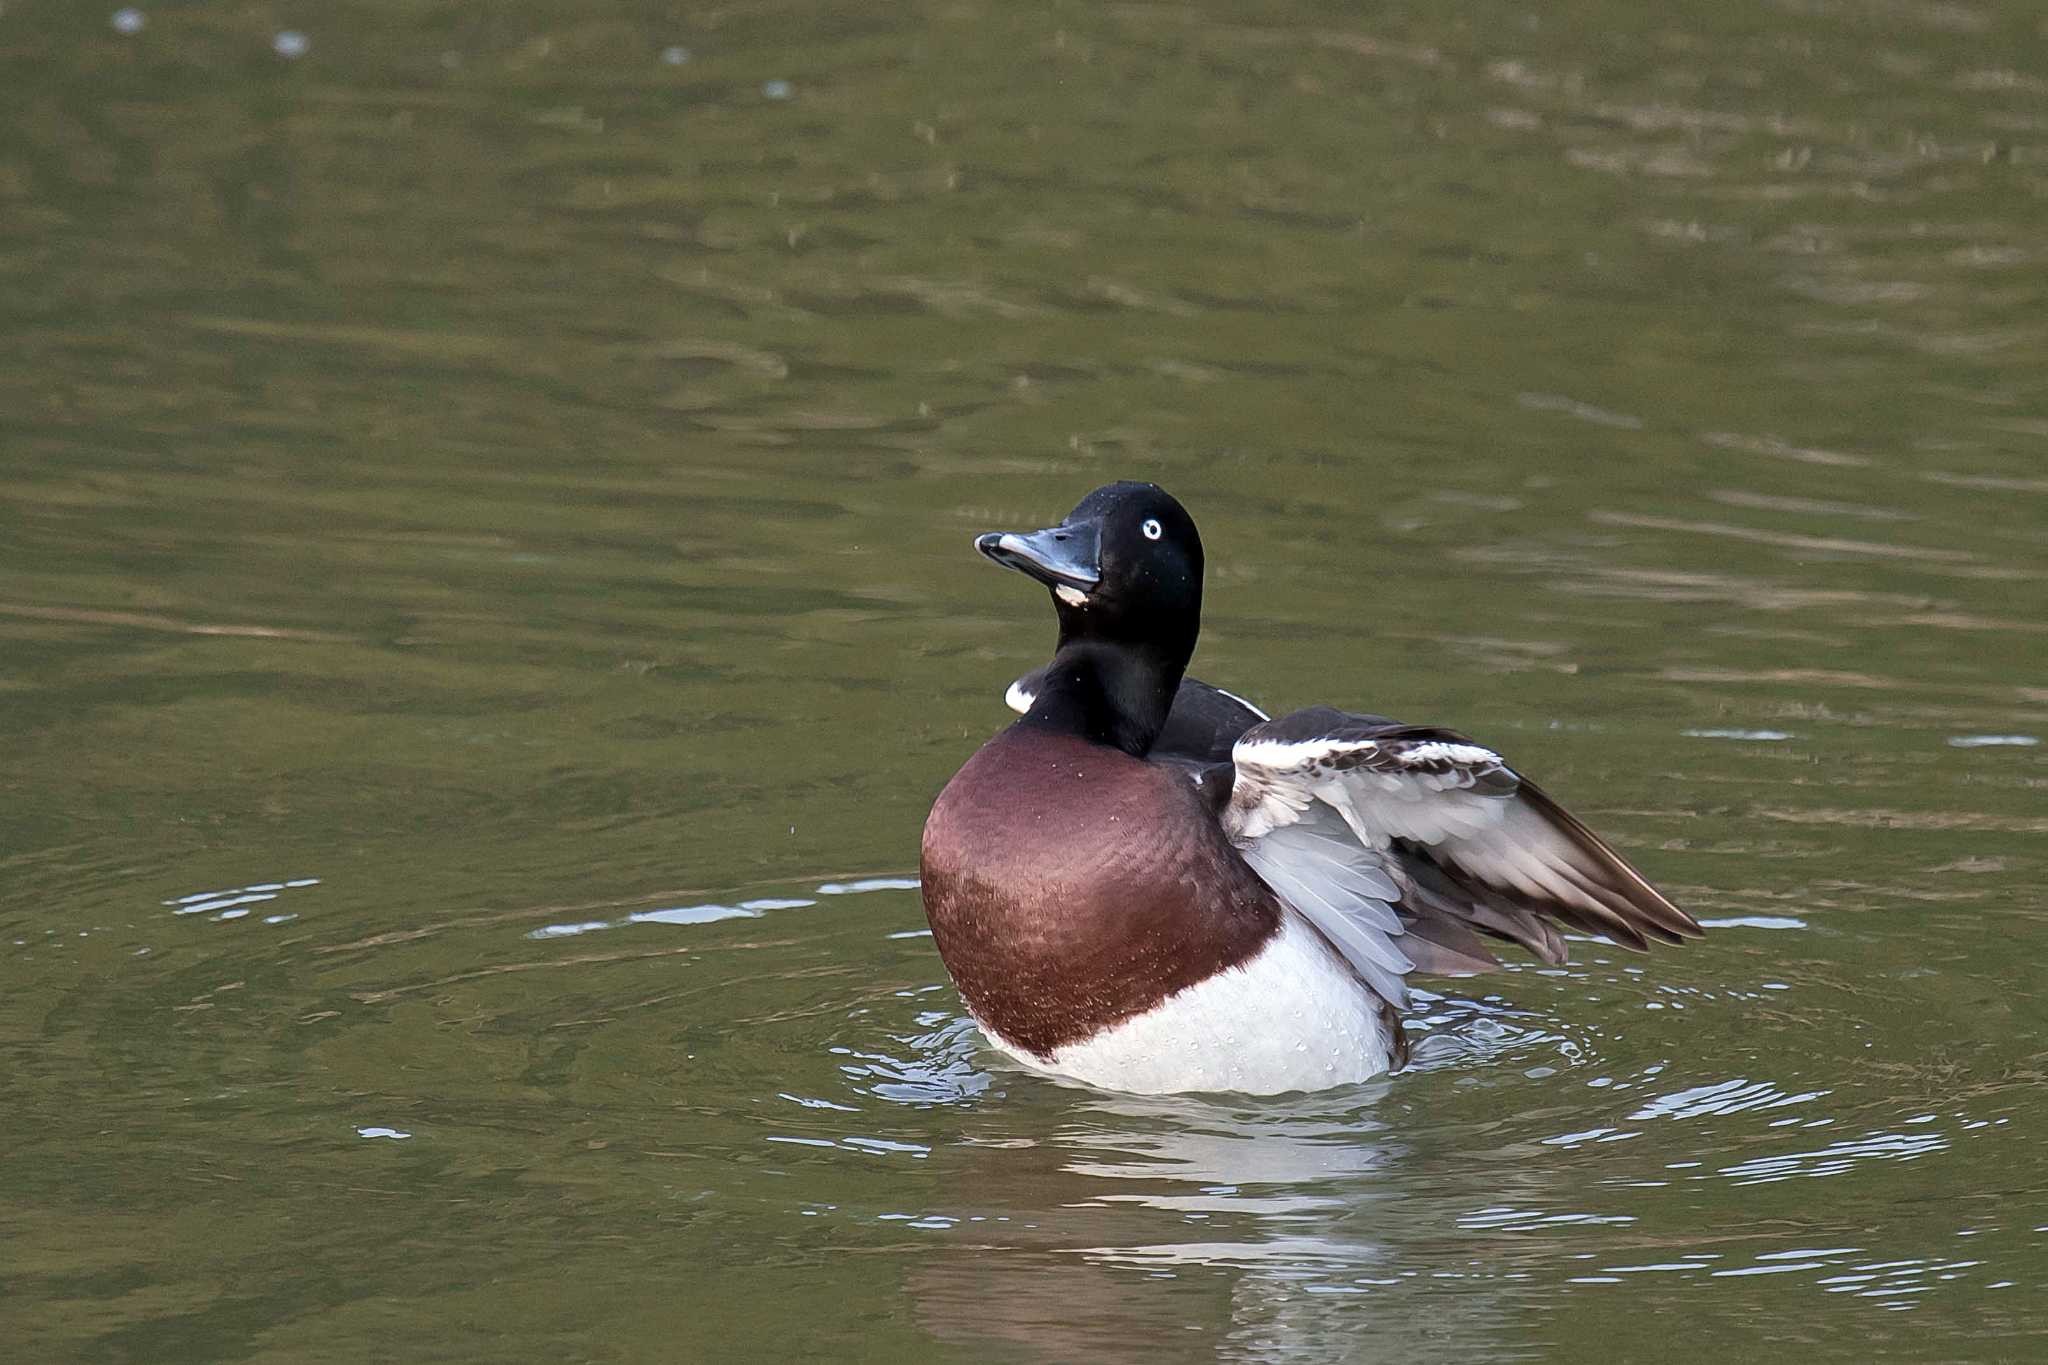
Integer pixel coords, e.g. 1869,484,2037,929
921,726,1281,1057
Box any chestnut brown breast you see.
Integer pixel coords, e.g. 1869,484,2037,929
919,725,1282,1056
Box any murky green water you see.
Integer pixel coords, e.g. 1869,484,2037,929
5,1,2045,1359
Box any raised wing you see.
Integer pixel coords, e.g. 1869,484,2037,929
1225,707,1698,989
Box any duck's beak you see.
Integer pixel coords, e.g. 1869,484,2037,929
974,520,1102,592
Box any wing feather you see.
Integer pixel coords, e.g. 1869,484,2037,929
1224,707,1699,977
1236,810,1412,1008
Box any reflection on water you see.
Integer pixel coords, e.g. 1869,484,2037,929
5,0,2048,1358
868,996,2030,1358
884,1018,2028,1355
903,1085,1512,1364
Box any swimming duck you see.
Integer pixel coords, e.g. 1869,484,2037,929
921,481,1700,1096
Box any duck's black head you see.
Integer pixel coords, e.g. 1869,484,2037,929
975,481,1204,754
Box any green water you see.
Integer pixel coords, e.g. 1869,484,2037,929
4,1,2045,1359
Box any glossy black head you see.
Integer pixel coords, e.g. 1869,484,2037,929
975,482,1204,753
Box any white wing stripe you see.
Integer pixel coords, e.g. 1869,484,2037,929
1233,737,1382,770
1391,740,1500,767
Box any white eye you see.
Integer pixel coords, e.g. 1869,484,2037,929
1141,518,1163,541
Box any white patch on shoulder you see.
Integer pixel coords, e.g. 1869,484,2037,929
1004,679,1035,714
1054,585,1090,608
980,917,1396,1096
1210,685,1270,721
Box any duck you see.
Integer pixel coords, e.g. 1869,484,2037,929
920,481,1701,1096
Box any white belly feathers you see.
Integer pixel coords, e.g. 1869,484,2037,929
975,916,1397,1096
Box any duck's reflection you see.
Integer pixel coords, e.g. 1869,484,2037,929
898,1068,1534,1363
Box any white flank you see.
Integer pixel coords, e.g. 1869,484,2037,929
1004,679,1035,714
1054,584,1090,608
981,917,1396,1096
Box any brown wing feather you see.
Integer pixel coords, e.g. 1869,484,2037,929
1512,778,1699,945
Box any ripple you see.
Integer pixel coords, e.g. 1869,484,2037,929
764,1133,930,1159
164,878,320,921
1701,431,1874,468
1402,989,1585,1074
1591,510,1979,564
1459,1206,1636,1231
1716,1127,1949,1186
528,896,816,939
834,1017,991,1106
1695,915,1807,930
1569,1241,1997,1311
1707,489,1911,522
1516,392,1643,429
817,877,920,895
1627,1077,1830,1122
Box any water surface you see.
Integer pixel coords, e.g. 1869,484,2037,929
4,1,2045,1359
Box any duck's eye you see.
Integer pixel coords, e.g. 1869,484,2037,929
1141,518,1163,541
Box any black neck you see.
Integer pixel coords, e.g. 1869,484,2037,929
1021,641,1184,756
